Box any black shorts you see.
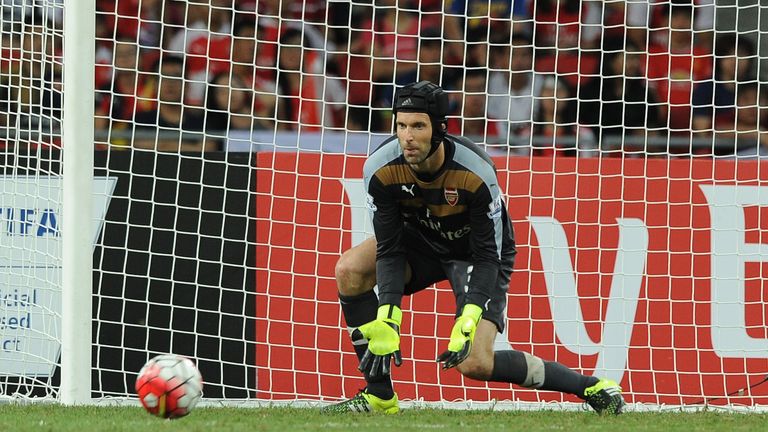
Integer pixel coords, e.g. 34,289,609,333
402,229,513,333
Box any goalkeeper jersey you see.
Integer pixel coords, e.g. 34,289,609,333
363,134,516,308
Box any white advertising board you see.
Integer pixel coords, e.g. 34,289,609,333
0,176,117,376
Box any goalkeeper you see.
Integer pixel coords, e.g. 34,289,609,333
324,81,625,415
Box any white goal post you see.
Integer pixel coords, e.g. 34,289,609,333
61,0,94,406
1,0,768,411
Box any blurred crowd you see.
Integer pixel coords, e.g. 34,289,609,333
0,0,765,158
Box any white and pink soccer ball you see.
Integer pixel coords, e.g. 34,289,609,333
135,354,204,419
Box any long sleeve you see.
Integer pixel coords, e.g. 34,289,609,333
464,181,506,310
366,173,407,307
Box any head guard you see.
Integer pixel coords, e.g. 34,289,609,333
392,81,449,157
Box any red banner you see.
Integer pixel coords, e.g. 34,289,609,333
256,154,768,406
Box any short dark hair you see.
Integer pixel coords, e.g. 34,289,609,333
736,81,760,102
150,55,184,75
23,11,51,27
511,33,533,47
714,34,757,81
715,33,756,57
233,16,256,36
669,2,693,20
279,28,306,47
419,29,442,49
464,68,488,84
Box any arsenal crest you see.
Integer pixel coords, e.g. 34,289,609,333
444,188,459,206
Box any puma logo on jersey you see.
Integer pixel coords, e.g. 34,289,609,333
401,184,415,197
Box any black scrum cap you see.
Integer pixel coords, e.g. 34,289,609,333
392,81,449,154
393,80,448,123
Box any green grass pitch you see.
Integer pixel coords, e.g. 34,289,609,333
1,405,767,432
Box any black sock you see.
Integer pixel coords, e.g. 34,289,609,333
489,351,599,399
365,381,394,400
338,290,394,400
490,350,528,384
339,291,378,361
541,361,599,399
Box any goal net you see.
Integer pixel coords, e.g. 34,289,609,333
2,0,768,410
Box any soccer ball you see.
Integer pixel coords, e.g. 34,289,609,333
135,354,203,419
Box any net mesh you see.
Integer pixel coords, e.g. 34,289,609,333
0,0,767,409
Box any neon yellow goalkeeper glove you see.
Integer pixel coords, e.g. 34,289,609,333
356,304,403,378
437,303,483,369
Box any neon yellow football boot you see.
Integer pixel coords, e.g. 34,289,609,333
322,390,399,414
584,378,625,415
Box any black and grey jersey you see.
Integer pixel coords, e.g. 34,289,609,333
362,134,516,308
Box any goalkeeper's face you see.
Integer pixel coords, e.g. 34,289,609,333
396,112,433,166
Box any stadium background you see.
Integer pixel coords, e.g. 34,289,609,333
2,0,768,408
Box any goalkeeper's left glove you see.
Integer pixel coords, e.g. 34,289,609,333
436,303,483,369
356,304,403,379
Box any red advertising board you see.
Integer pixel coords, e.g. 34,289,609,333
256,153,768,406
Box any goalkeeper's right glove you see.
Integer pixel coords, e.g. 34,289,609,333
436,303,483,369
355,304,403,379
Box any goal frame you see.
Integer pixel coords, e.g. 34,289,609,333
61,0,94,405
5,0,767,411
